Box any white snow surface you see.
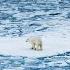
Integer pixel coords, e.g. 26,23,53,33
0,31,70,58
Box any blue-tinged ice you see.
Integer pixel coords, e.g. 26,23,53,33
0,0,70,70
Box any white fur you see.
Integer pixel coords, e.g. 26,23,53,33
26,36,42,51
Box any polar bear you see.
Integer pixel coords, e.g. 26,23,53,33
26,36,42,51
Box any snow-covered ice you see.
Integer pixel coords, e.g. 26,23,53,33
0,30,70,58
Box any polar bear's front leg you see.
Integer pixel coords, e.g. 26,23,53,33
31,43,36,50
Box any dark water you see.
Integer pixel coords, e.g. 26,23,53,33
0,0,70,37
0,52,70,70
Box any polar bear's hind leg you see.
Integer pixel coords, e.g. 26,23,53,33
36,43,42,51
39,43,42,50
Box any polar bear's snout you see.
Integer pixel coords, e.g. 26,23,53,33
26,39,29,42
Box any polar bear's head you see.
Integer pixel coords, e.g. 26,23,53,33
26,38,30,43
26,38,29,42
